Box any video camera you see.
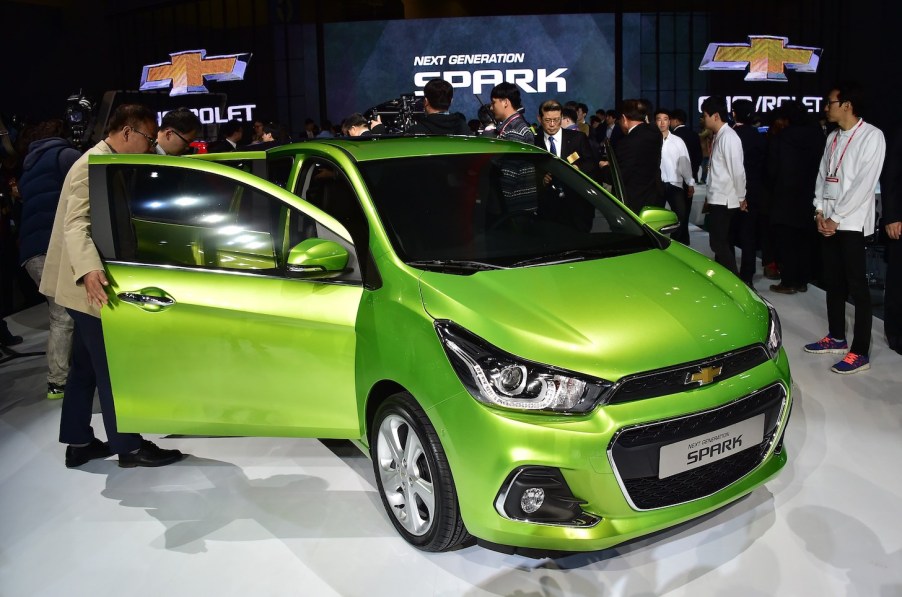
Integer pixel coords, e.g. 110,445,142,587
363,93,424,134
64,90,95,150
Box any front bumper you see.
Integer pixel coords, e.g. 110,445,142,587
429,351,792,552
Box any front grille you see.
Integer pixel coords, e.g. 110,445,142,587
608,383,787,510
607,345,770,405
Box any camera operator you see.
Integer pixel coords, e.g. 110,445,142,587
407,78,470,136
342,113,384,137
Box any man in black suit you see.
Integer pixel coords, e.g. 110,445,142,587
207,120,244,153
730,99,768,287
534,99,599,232
601,99,663,213
670,109,702,182
882,127,902,355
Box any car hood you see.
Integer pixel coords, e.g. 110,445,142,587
418,247,768,381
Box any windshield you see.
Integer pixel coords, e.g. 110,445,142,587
357,152,654,270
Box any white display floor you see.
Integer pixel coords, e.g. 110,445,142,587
2,226,901,596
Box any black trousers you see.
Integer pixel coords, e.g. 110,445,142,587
60,309,142,454
733,210,757,285
774,223,812,287
820,231,871,356
707,204,739,275
664,183,691,245
885,236,902,353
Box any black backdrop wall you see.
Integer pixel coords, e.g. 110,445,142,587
0,0,892,137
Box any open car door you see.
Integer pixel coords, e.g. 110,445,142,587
88,154,363,438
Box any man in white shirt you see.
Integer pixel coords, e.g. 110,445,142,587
804,82,886,374
700,96,746,275
655,108,695,244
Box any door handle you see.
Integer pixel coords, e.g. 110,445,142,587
117,291,175,310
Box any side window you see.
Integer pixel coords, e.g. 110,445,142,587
267,156,295,188
107,164,298,274
295,158,368,283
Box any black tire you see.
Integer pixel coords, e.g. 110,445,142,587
370,392,472,552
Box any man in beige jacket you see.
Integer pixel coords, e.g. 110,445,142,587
41,104,185,468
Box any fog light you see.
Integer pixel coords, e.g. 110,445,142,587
495,466,599,527
520,487,545,513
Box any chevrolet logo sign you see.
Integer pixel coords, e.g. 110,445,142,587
140,50,252,96
687,365,723,386
700,36,821,82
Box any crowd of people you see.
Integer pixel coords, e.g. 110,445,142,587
326,79,894,375
0,77,898,470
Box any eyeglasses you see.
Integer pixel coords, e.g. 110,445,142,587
167,128,192,146
824,99,843,107
130,127,157,149
542,117,562,124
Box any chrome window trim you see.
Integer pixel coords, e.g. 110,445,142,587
104,259,364,287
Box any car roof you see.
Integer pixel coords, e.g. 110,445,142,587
266,135,546,163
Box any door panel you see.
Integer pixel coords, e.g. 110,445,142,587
104,264,362,438
91,155,365,439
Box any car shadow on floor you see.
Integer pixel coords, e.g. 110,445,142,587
97,454,394,553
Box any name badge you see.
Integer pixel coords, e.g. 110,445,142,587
824,176,840,200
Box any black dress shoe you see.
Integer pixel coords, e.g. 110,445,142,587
0,326,23,346
770,283,800,295
66,438,113,468
118,440,184,468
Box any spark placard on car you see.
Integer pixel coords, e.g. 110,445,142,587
658,414,765,479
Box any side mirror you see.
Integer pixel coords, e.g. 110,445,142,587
638,207,680,234
286,238,349,278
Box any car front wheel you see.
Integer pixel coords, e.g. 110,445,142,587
371,392,471,552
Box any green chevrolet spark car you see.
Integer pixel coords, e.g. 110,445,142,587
87,135,791,554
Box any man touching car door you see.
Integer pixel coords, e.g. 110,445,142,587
41,104,186,469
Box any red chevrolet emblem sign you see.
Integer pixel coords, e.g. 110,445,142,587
140,49,252,96
700,36,821,82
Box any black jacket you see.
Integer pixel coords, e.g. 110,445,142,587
767,122,824,228
671,123,702,179
17,137,81,263
609,122,663,213
408,112,470,136
534,128,599,177
206,139,237,153
533,128,599,232
733,124,769,212
882,127,902,226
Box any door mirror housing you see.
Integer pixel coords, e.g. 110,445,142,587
286,238,350,278
638,207,680,234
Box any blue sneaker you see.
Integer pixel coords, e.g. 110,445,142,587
804,335,848,354
831,352,870,374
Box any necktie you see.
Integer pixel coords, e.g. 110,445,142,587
549,135,557,156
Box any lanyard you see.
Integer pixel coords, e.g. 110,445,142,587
827,118,864,176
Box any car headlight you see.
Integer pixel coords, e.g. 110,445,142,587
763,299,782,360
435,321,613,413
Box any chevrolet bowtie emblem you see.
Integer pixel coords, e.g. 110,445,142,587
688,365,723,386
140,50,252,96
699,36,821,82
